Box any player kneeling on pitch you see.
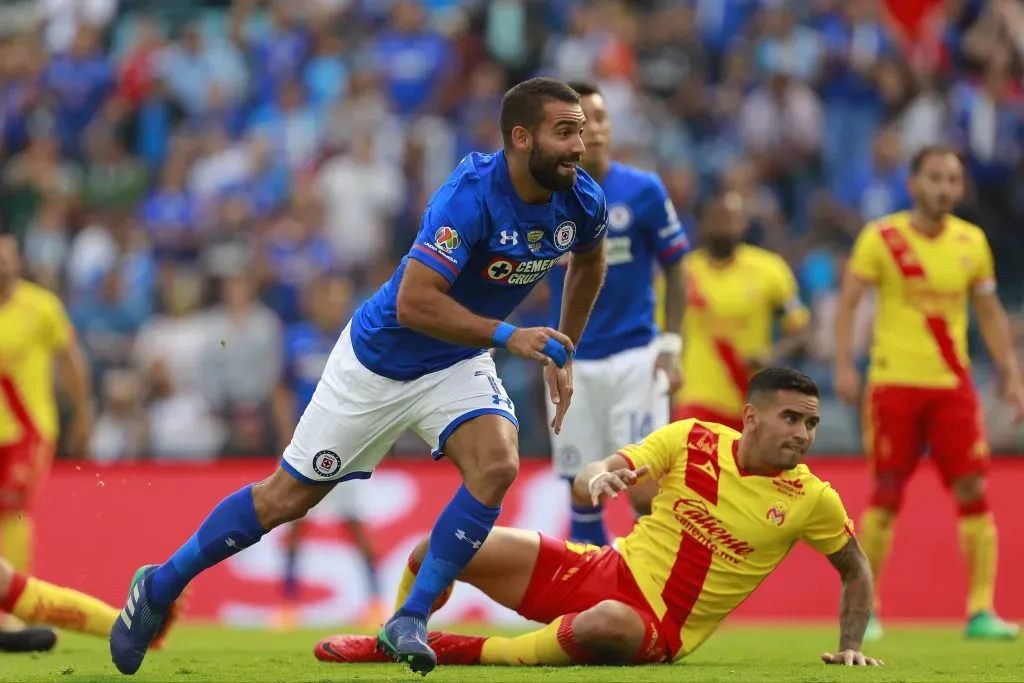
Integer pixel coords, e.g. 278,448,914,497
315,368,882,667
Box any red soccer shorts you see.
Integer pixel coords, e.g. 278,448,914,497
516,533,669,663
672,403,744,432
0,432,53,513
864,383,989,487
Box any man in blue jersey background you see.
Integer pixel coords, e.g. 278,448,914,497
270,272,384,631
110,78,608,677
547,83,689,546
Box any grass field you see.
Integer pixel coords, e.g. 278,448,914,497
2,624,1023,682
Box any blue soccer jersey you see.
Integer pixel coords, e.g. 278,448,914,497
350,151,608,381
282,322,338,417
548,162,689,360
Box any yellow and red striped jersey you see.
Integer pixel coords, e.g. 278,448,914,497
615,419,853,661
849,211,995,388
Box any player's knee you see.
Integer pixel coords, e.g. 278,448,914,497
464,448,519,506
0,556,12,594
869,474,906,514
573,601,646,663
952,474,985,503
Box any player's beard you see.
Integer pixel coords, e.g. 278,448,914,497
529,145,578,192
705,234,738,260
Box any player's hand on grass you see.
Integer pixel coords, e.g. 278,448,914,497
821,650,883,666
507,327,574,366
835,363,861,406
587,465,649,506
545,361,573,434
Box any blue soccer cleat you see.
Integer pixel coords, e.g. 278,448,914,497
376,613,437,675
109,565,170,675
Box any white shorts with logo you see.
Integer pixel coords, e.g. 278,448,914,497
282,322,518,484
546,343,670,479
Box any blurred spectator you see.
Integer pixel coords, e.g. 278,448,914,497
318,130,405,267
833,125,911,227
81,122,148,211
39,0,119,55
201,271,282,456
21,195,70,290
46,26,115,155
374,0,456,117
70,266,143,396
139,142,200,261
304,21,349,110
248,80,324,172
157,21,248,119
240,0,311,109
90,367,148,463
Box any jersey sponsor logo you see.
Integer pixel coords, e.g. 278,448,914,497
608,203,633,232
434,226,460,253
554,221,576,251
312,450,342,478
499,230,518,246
771,477,806,498
673,498,754,565
482,256,560,285
606,236,633,266
765,501,787,527
527,230,544,253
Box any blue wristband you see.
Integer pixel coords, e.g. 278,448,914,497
542,337,571,368
493,322,517,348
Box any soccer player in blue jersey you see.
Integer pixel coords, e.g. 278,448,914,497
270,272,385,630
547,83,689,546
109,78,608,676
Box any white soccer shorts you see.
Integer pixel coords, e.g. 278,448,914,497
282,322,518,484
546,343,670,479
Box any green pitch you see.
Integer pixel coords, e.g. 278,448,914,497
1,624,1021,682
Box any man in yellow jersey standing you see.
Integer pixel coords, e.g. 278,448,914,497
669,191,810,430
315,368,882,668
834,145,1024,641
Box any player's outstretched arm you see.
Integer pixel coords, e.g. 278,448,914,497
397,260,574,364
572,453,648,507
973,289,1024,419
821,538,883,666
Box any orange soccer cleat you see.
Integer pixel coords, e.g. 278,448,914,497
316,631,487,666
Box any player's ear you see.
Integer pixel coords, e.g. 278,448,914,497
741,403,756,431
511,125,532,153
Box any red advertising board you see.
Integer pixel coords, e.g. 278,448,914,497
31,457,1024,626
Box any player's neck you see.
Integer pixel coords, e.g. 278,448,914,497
909,209,946,237
0,278,16,305
735,438,783,476
506,154,553,205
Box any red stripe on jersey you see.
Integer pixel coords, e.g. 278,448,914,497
412,244,459,277
0,376,40,437
659,526,715,658
686,272,750,397
683,423,722,505
877,225,969,382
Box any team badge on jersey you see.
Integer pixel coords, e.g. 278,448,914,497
608,203,633,232
766,501,788,527
554,221,576,251
434,226,460,253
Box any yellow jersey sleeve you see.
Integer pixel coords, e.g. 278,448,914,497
770,256,810,332
41,292,73,351
617,421,685,481
800,485,854,556
971,230,997,294
848,225,883,283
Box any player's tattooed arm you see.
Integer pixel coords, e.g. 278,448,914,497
558,241,606,347
827,537,873,652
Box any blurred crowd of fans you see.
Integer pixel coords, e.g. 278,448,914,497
5,0,1024,460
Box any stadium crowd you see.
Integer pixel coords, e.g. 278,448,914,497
4,0,1024,460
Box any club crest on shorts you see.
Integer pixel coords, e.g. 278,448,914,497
434,226,460,253
312,450,342,478
554,221,576,251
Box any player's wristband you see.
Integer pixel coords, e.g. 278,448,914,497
492,322,517,349
655,332,683,357
542,337,571,368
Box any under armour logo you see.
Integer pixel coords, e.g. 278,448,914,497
455,529,482,549
225,538,239,549
499,230,518,246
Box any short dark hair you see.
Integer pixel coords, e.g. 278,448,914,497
910,144,961,175
499,78,581,147
746,367,819,401
565,81,601,98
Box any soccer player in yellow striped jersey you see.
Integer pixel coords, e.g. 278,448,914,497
834,145,1024,641
658,192,810,430
316,368,883,668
